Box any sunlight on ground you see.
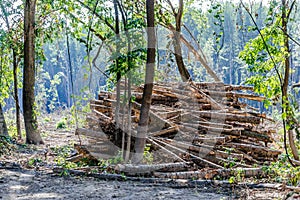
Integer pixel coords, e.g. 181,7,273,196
9,185,28,191
16,193,61,199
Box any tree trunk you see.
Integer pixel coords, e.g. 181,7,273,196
114,0,121,137
0,104,8,136
23,0,43,144
125,67,132,162
13,50,22,140
0,0,21,139
173,0,191,82
282,0,290,96
115,162,190,174
282,0,298,160
133,0,156,164
289,129,299,160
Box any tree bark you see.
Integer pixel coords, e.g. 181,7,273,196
115,162,190,174
114,0,121,137
0,104,8,136
282,0,298,160
125,72,132,162
13,50,22,140
153,168,266,179
0,5,9,137
133,0,156,164
117,3,133,162
23,0,43,144
282,0,290,96
0,0,22,140
173,0,191,82
288,129,299,160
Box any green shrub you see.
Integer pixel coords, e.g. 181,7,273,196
0,135,14,156
56,119,67,129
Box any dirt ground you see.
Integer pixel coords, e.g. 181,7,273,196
0,114,295,200
0,167,294,200
0,168,235,200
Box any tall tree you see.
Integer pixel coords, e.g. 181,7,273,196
0,1,22,139
133,0,156,163
0,104,8,136
239,0,298,164
0,2,10,137
23,0,43,144
281,0,299,161
12,48,22,140
0,44,9,137
114,0,121,135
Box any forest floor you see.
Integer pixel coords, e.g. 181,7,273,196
0,112,296,199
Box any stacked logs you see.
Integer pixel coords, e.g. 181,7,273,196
76,82,281,175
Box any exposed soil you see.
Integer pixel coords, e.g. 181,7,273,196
0,113,295,199
0,168,235,200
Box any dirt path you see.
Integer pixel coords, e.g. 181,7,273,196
0,168,234,200
0,167,293,200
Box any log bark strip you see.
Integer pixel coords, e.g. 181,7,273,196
154,167,266,179
225,143,281,158
191,111,261,124
149,126,178,137
203,90,265,102
115,162,190,173
241,130,272,143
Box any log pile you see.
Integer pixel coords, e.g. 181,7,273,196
76,81,281,176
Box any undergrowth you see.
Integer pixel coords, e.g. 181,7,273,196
263,154,300,186
0,135,15,156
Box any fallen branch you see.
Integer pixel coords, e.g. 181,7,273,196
152,137,223,169
115,162,191,174
149,126,178,137
154,167,266,179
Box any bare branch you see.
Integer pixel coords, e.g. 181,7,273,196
287,0,296,20
292,83,300,88
64,9,114,53
240,0,282,84
277,26,300,47
74,0,115,32
92,42,110,78
176,0,183,31
165,0,176,15
183,24,208,63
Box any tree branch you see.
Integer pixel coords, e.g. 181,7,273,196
240,1,282,84
287,0,296,21
63,9,113,53
277,26,300,47
183,24,208,63
74,0,115,32
165,0,176,15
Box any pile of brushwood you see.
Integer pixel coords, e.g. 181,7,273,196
73,81,281,179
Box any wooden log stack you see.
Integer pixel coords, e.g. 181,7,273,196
75,82,281,176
